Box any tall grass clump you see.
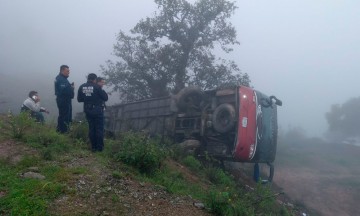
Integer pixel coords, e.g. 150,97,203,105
0,112,35,139
108,132,167,175
182,155,202,172
206,189,252,216
68,121,89,143
24,125,70,160
204,166,235,187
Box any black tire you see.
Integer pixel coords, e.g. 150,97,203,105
176,86,203,111
212,103,236,133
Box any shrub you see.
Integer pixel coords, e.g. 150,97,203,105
204,166,234,187
111,132,167,175
207,190,231,215
206,188,255,216
68,121,89,143
0,112,35,139
250,182,279,214
182,155,202,172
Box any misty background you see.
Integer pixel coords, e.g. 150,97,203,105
1,0,360,138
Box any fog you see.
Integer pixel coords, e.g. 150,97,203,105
1,0,360,137
1,1,360,215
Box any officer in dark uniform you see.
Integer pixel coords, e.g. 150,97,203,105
55,65,74,133
77,73,108,152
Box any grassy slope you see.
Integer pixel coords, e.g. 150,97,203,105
0,113,292,216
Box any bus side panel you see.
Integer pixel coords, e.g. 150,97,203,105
104,97,176,137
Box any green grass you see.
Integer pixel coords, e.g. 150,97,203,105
107,132,167,175
182,155,202,172
145,165,206,199
0,160,64,215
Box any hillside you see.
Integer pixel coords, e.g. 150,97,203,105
0,141,212,215
0,113,298,215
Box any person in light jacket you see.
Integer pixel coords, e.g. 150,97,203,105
21,90,49,123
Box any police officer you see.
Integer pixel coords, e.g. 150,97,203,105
55,65,74,133
77,73,108,152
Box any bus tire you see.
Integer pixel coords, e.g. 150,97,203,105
212,103,236,133
176,87,203,111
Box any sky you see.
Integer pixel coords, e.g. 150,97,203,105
0,0,359,137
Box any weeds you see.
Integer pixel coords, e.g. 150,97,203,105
144,166,205,199
204,166,235,187
206,190,250,215
24,126,70,160
0,112,35,139
68,121,89,143
182,155,202,172
109,132,167,175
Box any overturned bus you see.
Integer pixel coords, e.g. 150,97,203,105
104,85,282,182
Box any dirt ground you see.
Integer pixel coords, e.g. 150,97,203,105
274,143,360,216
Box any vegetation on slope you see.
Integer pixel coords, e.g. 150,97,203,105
0,113,291,215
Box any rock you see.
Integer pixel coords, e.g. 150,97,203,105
193,202,205,209
27,167,39,172
178,140,201,154
22,171,45,180
286,202,294,208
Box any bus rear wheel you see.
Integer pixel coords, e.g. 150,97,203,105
212,103,236,133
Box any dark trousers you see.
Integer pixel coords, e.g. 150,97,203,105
85,108,104,152
33,112,45,123
56,98,72,133
20,106,45,123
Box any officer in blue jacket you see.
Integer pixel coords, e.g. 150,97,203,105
77,73,108,152
55,65,74,133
